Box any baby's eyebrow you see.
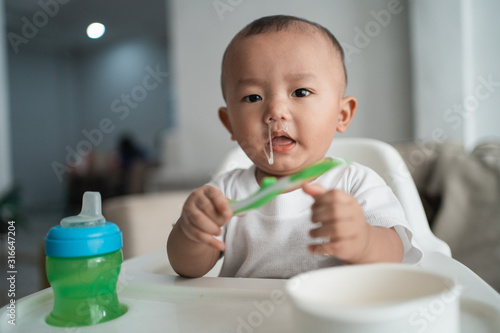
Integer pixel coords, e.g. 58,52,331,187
235,77,263,87
285,73,317,81
235,74,317,87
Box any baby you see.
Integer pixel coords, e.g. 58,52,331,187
167,15,422,278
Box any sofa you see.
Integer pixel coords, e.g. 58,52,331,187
395,140,500,292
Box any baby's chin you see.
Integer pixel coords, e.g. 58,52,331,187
254,158,304,179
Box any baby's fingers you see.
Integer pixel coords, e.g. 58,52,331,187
202,186,233,223
309,220,356,240
178,185,231,252
190,186,232,226
308,239,350,258
184,186,230,229
183,203,223,236
302,183,328,199
179,218,225,251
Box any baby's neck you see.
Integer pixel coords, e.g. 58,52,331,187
255,167,319,191
254,167,288,186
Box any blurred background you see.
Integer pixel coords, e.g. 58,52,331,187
0,0,499,304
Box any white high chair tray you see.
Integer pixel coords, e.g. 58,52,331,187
1,267,293,333
1,251,499,332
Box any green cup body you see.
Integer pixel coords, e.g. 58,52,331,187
45,249,125,327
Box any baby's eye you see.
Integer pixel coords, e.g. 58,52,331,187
243,95,262,103
291,89,311,98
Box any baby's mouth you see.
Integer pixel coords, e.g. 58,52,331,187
263,120,295,164
267,132,296,154
271,134,296,147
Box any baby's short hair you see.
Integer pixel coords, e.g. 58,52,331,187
222,15,347,88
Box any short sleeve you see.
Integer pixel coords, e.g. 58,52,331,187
337,163,423,264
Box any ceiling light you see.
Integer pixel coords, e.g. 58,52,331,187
87,22,105,39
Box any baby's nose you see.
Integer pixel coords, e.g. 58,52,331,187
267,118,289,133
264,98,291,123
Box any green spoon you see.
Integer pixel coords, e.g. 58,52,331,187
229,158,348,215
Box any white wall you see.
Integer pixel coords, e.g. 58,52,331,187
467,0,500,145
8,47,77,207
410,0,500,150
8,34,170,208
0,0,13,197
168,0,414,178
76,38,171,154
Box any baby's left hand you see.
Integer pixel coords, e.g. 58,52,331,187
302,183,371,263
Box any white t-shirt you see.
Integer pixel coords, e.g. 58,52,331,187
209,162,423,278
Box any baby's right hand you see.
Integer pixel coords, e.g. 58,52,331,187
177,185,232,251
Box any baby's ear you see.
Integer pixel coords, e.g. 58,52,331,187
336,96,357,133
218,107,235,140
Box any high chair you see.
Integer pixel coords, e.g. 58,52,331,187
215,137,451,257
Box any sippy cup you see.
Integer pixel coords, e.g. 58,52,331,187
44,191,126,327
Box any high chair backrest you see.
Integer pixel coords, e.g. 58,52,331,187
214,138,451,257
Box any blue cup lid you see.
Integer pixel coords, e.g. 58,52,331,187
45,221,122,257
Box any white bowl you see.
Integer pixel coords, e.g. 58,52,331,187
285,264,461,333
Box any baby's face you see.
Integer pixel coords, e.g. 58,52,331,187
219,29,356,180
